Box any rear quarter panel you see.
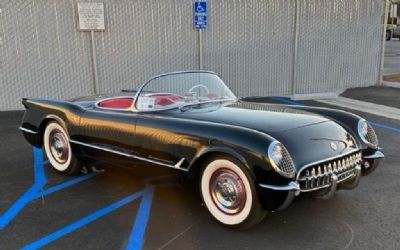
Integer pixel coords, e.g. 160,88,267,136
21,98,85,146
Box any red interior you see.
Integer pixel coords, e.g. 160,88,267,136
97,95,186,109
98,98,134,109
154,95,183,106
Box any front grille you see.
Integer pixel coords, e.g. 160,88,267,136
298,151,362,192
366,123,378,146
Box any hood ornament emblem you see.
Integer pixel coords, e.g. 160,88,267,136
330,142,338,151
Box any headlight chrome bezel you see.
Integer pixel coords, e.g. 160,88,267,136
357,119,378,148
267,141,295,179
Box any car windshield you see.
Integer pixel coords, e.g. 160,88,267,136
134,71,237,111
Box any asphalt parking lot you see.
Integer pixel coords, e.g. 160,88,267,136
1,89,400,250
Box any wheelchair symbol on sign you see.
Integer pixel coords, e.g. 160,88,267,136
196,4,205,13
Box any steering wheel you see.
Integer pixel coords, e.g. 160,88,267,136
188,84,210,97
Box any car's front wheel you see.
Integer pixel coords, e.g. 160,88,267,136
200,156,266,230
43,121,82,175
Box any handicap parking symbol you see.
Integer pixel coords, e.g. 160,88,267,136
194,1,207,29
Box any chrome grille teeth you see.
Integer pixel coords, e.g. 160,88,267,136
311,168,316,188
305,170,310,189
316,166,322,186
324,175,329,185
328,163,332,173
299,152,361,191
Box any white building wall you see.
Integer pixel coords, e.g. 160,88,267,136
0,0,386,110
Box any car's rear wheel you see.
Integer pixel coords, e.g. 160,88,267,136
200,156,266,230
43,121,82,175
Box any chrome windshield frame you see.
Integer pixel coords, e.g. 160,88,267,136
129,70,236,113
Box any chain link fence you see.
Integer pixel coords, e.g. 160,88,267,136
0,0,386,110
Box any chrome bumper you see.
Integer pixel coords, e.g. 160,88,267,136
363,150,384,159
259,150,384,201
259,181,300,192
362,150,384,176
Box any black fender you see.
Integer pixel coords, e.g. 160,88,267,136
294,105,368,148
187,146,253,181
20,98,85,147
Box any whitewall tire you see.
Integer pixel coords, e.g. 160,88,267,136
200,156,266,229
43,121,82,175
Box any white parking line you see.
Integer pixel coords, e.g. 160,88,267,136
317,97,400,121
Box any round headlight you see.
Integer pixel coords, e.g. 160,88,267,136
267,141,295,178
357,119,378,147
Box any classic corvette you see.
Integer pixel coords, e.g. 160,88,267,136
20,71,383,229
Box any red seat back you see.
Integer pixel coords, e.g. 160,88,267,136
98,98,133,109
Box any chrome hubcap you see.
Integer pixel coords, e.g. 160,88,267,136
210,169,246,215
49,129,69,164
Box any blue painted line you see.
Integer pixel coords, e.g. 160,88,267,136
33,148,46,185
21,188,148,250
271,96,304,106
0,148,98,230
0,148,46,229
2,147,155,249
126,186,155,250
272,96,400,134
369,121,400,133
31,172,98,200
0,186,38,230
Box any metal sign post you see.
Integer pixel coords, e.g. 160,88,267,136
77,2,105,94
194,0,207,70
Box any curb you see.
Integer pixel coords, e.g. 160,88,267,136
317,97,400,121
380,80,400,88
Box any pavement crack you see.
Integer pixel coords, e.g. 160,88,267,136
340,220,354,250
157,225,193,250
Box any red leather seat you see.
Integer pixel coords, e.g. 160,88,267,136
98,98,133,109
154,95,183,106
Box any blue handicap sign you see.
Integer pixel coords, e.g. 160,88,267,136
194,1,207,29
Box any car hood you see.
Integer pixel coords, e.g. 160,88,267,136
173,101,330,133
171,101,358,168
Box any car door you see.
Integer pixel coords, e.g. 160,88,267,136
134,112,204,169
76,108,139,165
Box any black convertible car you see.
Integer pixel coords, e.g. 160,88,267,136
20,71,383,229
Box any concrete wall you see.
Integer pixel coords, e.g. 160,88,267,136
0,0,386,110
